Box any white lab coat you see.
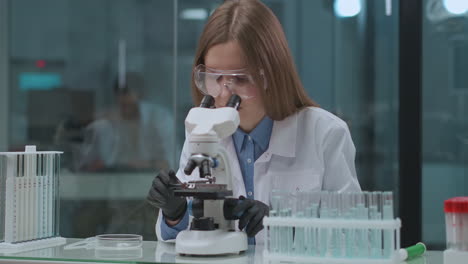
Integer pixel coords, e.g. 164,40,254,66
155,106,361,243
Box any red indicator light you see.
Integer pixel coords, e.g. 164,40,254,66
36,60,46,68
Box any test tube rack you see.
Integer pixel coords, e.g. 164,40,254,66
263,190,402,264
264,216,401,263
0,146,66,253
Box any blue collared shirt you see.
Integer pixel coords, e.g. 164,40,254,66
232,116,273,244
160,116,274,243
232,116,273,200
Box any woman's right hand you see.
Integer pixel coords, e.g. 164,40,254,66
147,170,187,224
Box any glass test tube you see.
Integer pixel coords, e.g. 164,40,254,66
341,192,354,258
282,192,294,255
306,191,320,256
293,191,307,255
328,192,340,257
383,191,394,257
270,190,281,253
369,191,382,258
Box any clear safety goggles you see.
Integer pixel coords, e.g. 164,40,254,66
194,64,258,100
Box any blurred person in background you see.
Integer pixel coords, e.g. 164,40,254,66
55,72,171,172
56,72,172,240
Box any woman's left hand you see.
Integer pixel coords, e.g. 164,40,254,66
231,196,269,237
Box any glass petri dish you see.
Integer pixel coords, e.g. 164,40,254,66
95,248,143,260
95,234,142,250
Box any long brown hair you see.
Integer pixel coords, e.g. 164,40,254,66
191,0,317,120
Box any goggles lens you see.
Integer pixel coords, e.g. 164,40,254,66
194,64,256,100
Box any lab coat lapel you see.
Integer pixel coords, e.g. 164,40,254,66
220,137,246,198
256,112,298,164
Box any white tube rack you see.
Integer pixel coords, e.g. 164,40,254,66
0,237,66,254
263,216,401,264
0,146,64,253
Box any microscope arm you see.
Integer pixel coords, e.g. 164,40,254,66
214,146,234,192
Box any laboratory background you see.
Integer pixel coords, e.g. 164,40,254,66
0,0,466,250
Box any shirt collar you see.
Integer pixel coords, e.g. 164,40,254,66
232,116,273,152
227,111,299,159
232,128,246,153
249,116,273,151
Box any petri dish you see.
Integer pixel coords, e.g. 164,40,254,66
95,234,142,250
95,248,143,260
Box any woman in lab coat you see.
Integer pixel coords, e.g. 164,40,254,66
147,0,361,243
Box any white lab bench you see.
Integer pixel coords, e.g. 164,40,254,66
0,238,443,264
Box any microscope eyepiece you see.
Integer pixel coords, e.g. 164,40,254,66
226,94,241,109
199,95,215,108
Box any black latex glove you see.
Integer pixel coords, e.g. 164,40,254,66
146,170,187,221
231,196,269,237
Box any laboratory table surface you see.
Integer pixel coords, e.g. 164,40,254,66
0,238,443,264
0,238,442,264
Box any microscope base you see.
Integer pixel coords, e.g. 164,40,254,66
175,229,247,255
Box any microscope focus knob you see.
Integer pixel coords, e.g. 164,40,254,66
190,217,216,231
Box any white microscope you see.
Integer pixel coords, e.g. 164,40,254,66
173,95,248,256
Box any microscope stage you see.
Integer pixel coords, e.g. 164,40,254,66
174,189,233,199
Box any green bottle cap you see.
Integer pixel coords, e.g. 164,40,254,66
406,242,426,259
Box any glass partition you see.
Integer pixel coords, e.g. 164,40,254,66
5,0,400,240
8,0,175,240
422,0,468,249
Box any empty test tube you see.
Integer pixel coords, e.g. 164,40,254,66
271,190,292,255
318,191,330,256
282,193,294,255
293,191,308,255
328,192,340,257
269,191,281,253
354,192,368,257
370,191,383,258
341,192,355,258
306,192,320,256
383,192,394,257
